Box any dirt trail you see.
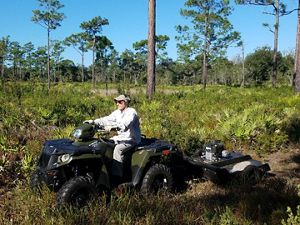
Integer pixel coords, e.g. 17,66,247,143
265,148,300,185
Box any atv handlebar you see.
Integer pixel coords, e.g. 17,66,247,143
83,120,120,132
72,123,119,140
93,124,120,135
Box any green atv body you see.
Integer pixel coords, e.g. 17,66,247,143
31,124,186,206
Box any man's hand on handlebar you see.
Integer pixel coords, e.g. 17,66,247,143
104,125,119,132
83,120,120,132
83,120,94,124
83,119,103,126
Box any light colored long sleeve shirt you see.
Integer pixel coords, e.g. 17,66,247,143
94,107,141,144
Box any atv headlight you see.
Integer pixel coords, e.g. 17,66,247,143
58,154,71,163
72,129,82,139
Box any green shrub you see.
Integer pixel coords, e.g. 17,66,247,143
282,185,300,225
1,83,300,154
282,115,300,143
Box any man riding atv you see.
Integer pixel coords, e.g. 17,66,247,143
84,94,141,187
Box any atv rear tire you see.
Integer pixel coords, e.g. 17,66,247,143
57,176,97,208
141,164,174,194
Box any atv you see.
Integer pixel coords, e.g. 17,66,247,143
31,123,184,206
31,124,270,207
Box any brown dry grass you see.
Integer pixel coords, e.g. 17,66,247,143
265,147,300,186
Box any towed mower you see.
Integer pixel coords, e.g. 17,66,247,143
31,124,270,207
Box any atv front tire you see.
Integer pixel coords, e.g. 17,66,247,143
141,164,174,194
57,176,97,208
30,170,43,190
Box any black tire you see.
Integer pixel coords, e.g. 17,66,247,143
239,165,263,186
30,170,43,190
210,168,230,185
57,176,97,208
141,164,174,194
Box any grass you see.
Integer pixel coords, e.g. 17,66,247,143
0,82,300,224
1,177,299,224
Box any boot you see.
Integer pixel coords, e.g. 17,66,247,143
111,175,123,188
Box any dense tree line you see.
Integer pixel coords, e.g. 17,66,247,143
0,0,297,88
0,36,293,87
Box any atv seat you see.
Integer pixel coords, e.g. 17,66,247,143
121,138,158,156
136,138,158,149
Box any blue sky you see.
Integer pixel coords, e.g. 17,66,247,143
0,0,298,66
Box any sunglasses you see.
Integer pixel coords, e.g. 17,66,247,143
116,100,124,104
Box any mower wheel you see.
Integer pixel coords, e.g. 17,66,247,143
57,176,97,208
141,164,174,194
240,165,263,186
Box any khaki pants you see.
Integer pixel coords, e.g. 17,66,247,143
111,142,135,177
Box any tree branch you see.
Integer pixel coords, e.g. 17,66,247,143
263,11,275,16
281,8,299,16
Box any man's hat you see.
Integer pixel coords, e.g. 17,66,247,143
114,94,131,102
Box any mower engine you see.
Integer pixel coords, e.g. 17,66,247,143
202,140,227,162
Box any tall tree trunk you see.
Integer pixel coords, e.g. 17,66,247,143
105,70,108,96
202,52,208,89
146,0,156,100
53,65,56,82
47,27,51,90
134,72,138,85
1,57,5,79
13,63,16,79
19,65,23,80
295,0,300,92
81,52,84,82
240,43,245,87
272,0,279,87
92,37,96,88
202,12,209,89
